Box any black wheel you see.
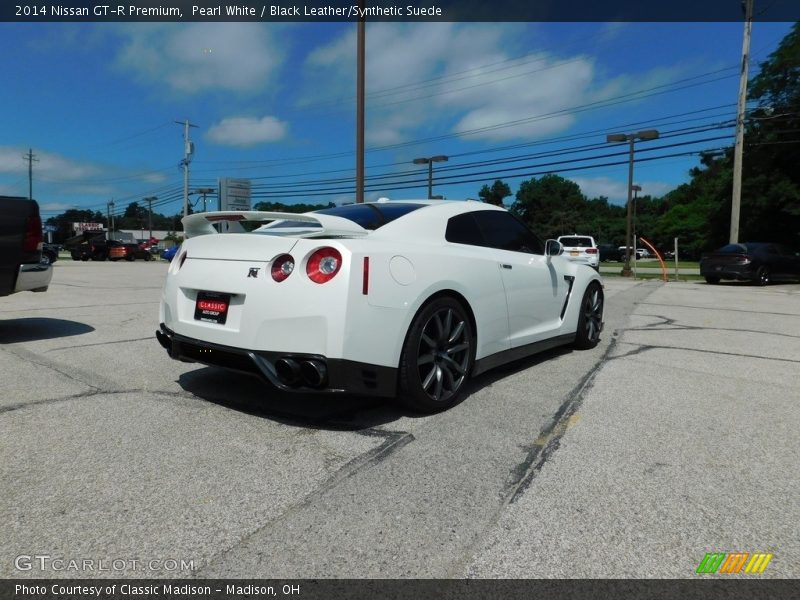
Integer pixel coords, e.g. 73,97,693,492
399,297,475,413
705,276,720,284
755,266,770,286
574,282,604,350
144,253,152,261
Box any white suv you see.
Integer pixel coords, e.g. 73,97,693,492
557,234,599,269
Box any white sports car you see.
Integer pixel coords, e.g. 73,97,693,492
156,200,604,412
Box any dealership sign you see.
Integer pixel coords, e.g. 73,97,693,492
72,222,104,233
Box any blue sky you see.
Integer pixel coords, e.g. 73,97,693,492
0,21,794,221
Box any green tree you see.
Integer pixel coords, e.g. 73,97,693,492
511,174,587,239
478,180,512,206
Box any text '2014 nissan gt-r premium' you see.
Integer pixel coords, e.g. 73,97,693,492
156,200,604,413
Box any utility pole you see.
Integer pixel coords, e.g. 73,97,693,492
193,188,215,212
355,0,365,203
107,200,115,240
175,120,198,219
730,0,754,244
23,148,38,200
144,196,157,239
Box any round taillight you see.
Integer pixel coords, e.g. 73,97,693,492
306,247,342,284
271,254,295,282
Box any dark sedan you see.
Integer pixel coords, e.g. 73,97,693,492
700,243,800,285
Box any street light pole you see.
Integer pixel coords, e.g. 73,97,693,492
606,130,659,276
412,155,448,199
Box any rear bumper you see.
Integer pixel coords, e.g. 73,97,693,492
156,323,397,398
14,262,52,293
700,264,755,280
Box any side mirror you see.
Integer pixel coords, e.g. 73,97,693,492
545,239,563,257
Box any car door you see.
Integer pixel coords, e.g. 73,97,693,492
471,211,570,348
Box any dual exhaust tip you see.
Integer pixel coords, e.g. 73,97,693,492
275,357,328,389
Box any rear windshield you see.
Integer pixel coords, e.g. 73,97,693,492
559,237,594,247
716,244,749,253
315,202,424,230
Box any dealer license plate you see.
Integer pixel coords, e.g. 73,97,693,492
194,291,231,324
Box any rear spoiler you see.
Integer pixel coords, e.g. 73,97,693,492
182,211,367,239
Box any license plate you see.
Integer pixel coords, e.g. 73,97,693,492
570,251,579,256
194,291,231,324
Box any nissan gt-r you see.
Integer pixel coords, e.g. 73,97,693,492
156,200,604,412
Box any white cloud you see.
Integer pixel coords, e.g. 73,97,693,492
302,23,689,146
206,116,288,147
115,23,282,93
303,23,600,145
41,202,78,211
569,176,674,202
0,146,102,181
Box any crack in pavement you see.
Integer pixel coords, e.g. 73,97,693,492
629,313,800,339
640,302,800,318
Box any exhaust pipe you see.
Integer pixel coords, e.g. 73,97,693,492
155,329,170,350
300,360,328,388
275,358,301,386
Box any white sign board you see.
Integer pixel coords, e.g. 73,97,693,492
72,222,104,233
218,178,251,212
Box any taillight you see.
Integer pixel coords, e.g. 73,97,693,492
362,256,369,295
23,215,43,253
306,247,342,284
585,248,598,254
271,254,295,282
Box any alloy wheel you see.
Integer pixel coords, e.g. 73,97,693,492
416,307,470,403
583,285,603,343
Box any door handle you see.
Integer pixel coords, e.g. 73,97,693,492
501,264,512,269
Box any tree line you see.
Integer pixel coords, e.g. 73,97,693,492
489,23,800,256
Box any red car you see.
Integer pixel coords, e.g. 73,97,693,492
109,243,153,261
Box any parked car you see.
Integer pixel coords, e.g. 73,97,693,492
617,246,646,261
161,245,180,261
109,243,153,261
597,244,618,262
70,237,119,261
700,242,800,285
156,201,605,413
41,243,60,265
557,234,599,269
0,196,52,296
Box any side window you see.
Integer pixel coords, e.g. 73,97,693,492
472,211,544,254
445,213,486,246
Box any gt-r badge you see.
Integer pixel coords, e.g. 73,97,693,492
247,267,260,278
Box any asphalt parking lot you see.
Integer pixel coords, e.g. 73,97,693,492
1,261,797,579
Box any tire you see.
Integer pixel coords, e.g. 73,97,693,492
574,282,604,350
705,276,720,284
144,253,152,261
398,297,475,413
755,266,770,286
